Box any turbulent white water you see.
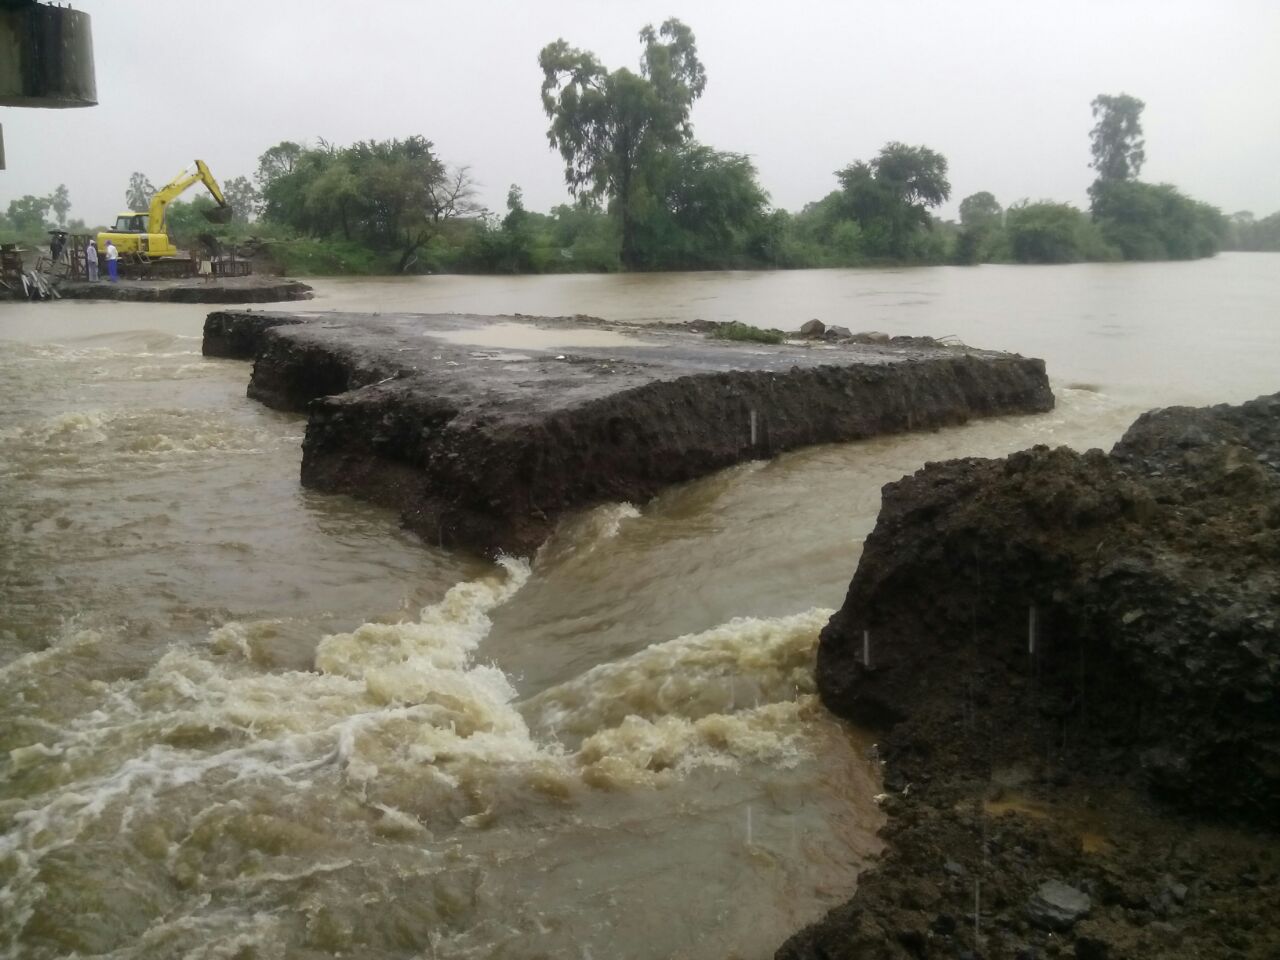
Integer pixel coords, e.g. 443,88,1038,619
1,556,850,959
2,255,1278,958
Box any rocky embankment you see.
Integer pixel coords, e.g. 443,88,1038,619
56,276,312,303
780,394,1280,959
204,309,1054,556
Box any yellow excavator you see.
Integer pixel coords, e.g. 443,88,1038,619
97,159,233,277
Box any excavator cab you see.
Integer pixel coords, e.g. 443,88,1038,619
112,214,148,233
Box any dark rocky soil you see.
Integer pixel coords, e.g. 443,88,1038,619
780,393,1280,959
204,310,1054,557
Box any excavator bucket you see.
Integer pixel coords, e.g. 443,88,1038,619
203,204,233,225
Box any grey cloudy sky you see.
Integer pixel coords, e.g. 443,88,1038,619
3,0,1278,226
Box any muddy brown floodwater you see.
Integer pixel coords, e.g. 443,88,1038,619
1,255,1278,959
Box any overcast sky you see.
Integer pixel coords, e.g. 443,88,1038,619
3,0,1278,227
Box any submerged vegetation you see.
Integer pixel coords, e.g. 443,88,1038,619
3,21,1272,274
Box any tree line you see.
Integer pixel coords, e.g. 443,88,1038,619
3,20,1275,271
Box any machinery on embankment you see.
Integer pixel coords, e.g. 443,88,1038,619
95,159,245,279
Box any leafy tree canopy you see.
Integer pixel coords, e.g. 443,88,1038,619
1090,93,1146,185
1005,200,1112,264
6,195,53,234
834,142,950,258
1090,179,1225,260
256,136,483,272
221,176,260,223
955,191,1004,264
255,141,304,190
539,18,706,268
630,142,770,269
959,191,1002,230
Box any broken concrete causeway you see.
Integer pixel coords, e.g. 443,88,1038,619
203,310,1054,556
56,275,313,304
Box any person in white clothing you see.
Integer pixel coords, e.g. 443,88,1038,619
85,238,99,281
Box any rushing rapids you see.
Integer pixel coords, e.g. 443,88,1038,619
1,555,874,958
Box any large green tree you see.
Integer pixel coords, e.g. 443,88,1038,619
258,141,332,232
255,141,304,191
1090,180,1225,260
956,191,1003,264
539,18,707,269
631,143,770,269
257,136,482,272
959,191,1002,231
303,155,360,239
1086,94,1224,261
5,195,52,234
835,142,950,258
221,176,260,223
1089,94,1146,185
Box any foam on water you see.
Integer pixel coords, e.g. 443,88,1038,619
0,559,839,957
0,407,276,479
533,500,642,567
525,608,827,739
0,623,106,686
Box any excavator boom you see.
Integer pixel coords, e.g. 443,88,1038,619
148,159,230,234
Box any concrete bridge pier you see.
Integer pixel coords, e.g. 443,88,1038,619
0,0,97,168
